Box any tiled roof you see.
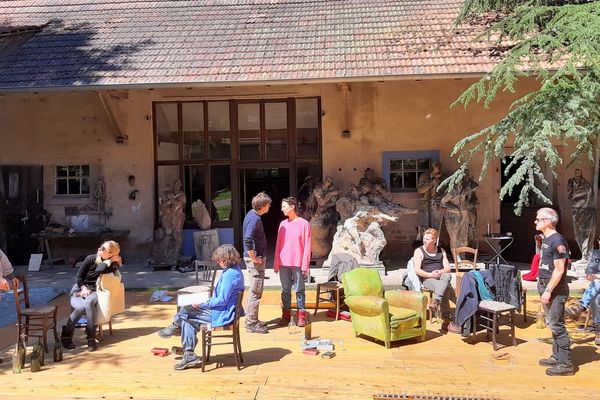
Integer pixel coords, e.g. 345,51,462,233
0,0,498,90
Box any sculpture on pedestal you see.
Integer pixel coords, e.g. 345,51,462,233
325,168,417,268
309,176,340,259
568,169,596,267
440,171,479,250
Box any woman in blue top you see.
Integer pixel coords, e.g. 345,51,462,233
171,244,245,371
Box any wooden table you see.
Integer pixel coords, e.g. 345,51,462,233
31,229,130,267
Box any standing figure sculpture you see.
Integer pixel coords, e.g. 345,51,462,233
309,176,340,259
568,169,596,266
93,177,106,213
441,171,479,250
153,179,187,265
417,161,445,235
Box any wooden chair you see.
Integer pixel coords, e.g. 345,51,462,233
314,281,344,320
200,290,244,372
194,260,218,294
472,300,517,351
452,246,479,298
12,275,59,353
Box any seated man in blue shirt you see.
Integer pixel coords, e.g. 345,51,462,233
565,242,600,346
158,244,245,370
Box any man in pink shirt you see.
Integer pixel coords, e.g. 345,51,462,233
274,197,312,327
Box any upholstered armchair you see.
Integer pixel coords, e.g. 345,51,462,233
341,268,427,348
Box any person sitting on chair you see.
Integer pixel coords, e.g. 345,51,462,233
565,237,600,346
61,241,122,352
158,244,245,370
412,228,460,333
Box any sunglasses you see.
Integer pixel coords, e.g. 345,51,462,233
98,246,111,253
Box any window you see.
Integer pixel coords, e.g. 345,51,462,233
55,165,90,195
382,151,439,193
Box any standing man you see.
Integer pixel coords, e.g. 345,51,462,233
535,207,574,376
274,197,312,327
243,192,271,334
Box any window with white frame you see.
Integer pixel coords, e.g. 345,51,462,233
55,165,90,196
382,151,439,193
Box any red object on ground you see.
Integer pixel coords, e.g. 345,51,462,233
522,253,540,281
151,347,170,357
326,309,351,321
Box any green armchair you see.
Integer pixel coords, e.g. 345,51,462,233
341,267,427,348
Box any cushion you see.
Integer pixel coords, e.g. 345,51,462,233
389,305,419,330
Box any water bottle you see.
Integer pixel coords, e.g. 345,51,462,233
53,339,63,362
36,340,45,367
12,342,22,374
30,344,41,372
288,312,298,334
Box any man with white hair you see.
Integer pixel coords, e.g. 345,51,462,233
535,207,574,376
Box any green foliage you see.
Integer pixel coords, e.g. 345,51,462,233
449,0,600,214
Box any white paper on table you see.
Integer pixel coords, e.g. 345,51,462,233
177,292,210,307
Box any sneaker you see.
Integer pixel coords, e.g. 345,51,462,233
565,303,585,321
545,363,575,376
442,321,461,334
539,356,559,366
174,352,202,371
246,323,269,334
158,324,181,338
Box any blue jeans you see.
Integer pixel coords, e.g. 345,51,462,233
279,266,305,310
581,280,600,325
538,281,572,365
176,306,212,352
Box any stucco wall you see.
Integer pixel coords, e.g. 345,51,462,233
1,79,595,256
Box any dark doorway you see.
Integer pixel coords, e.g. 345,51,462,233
0,165,44,264
499,157,558,262
239,168,290,256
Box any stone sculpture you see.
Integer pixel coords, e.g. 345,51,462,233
440,171,479,250
417,161,445,233
324,209,396,267
568,169,596,269
151,179,186,265
309,176,340,259
191,199,211,230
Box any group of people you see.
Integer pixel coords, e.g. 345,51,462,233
158,192,311,370
411,207,600,377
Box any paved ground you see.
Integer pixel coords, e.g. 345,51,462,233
10,259,590,293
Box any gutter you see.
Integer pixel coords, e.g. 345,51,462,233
0,71,491,94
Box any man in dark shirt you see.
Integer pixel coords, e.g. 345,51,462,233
243,192,271,334
535,207,574,376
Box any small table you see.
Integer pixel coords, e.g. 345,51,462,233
483,234,514,266
31,229,130,267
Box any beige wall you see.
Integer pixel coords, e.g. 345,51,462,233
0,78,595,253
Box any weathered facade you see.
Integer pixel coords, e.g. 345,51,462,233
0,0,596,264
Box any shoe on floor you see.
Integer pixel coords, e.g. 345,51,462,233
174,352,202,371
246,323,268,334
545,363,574,376
87,339,97,352
565,303,585,321
539,356,559,366
158,324,181,338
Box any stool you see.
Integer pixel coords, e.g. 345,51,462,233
314,281,343,320
473,300,517,351
583,305,596,334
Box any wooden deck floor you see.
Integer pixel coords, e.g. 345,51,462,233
0,291,598,400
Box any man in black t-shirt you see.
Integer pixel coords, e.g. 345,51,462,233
535,207,574,376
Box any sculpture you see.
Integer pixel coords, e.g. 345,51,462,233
152,179,186,265
568,169,596,267
309,176,340,259
441,171,479,250
93,177,106,213
191,199,211,230
324,209,396,267
298,175,317,219
417,161,445,232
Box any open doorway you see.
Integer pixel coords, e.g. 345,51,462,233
500,156,558,262
239,168,290,259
